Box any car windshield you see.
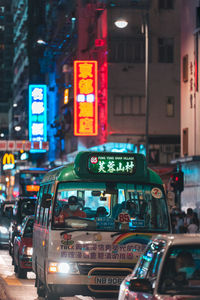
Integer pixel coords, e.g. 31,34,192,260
158,245,200,295
52,182,169,232
23,218,34,237
21,200,35,217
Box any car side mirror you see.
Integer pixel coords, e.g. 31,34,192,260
41,193,52,208
129,278,153,293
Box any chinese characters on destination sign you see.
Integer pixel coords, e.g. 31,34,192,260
88,155,136,174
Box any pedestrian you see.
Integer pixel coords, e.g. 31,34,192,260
170,206,185,233
184,208,199,233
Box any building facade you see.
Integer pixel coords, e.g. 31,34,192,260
0,0,13,139
67,0,181,170
40,0,77,165
10,0,45,142
16,0,181,176
178,0,200,213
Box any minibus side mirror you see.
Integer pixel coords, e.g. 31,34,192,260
41,193,52,208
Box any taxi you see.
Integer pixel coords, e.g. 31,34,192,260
0,200,15,246
118,234,200,300
13,215,34,279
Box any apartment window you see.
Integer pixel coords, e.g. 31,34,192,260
183,128,188,156
114,95,145,116
166,97,174,117
183,54,188,82
196,7,200,28
158,38,174,63
158,0,174,9
109,37,145,63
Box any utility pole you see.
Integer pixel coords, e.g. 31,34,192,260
144,11,149,163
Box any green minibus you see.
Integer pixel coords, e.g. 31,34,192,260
32,151,171,299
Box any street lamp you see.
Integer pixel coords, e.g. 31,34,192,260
143,12,149,163
14,126,21,132
114,19,128,29
36,39,47,45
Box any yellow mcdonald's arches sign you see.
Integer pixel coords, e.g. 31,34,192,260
2,153,15,170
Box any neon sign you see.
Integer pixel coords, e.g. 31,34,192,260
64,88,69,104
74,61,98,136
2,153,15,170
29,85,47,152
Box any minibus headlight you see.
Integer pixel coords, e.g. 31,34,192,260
58,263,70,273
48,262,79,274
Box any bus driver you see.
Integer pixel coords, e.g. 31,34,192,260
63,196,86,218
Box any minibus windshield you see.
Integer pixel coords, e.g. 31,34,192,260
52,182,169,232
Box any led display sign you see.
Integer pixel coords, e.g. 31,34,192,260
74,61,98,136
26,185,40,192
64,88,69,104
88,154,136,175
29,85,47,152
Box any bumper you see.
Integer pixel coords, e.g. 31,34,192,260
48,283,119,298
46,273,125,295
0,233,9,245
19,255,32,270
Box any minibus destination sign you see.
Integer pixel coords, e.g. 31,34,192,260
88,154,136,174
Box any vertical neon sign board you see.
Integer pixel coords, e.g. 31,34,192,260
74,61,98,136
29,85,47,152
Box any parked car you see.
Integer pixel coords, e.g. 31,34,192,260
0,200,15,247
8,196,36,255
13,215,34,279
118,234,200,300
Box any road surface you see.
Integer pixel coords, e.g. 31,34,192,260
0,247,118,300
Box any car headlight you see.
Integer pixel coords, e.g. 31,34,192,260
0,226,8,234
48,262,79,274
22,246,33,256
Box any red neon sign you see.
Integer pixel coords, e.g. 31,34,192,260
74,60,98,136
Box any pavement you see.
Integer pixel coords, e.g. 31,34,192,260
0,277,10,300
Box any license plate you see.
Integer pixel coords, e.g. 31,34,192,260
95,276,123,285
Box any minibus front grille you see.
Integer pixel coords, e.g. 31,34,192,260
78,263,133,276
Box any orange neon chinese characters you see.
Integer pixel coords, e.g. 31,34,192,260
74,61,98,136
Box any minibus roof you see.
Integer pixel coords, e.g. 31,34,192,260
41,152,163,185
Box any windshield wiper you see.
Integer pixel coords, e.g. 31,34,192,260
60,228,85,235
111,229,149,237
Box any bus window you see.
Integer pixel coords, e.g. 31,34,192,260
11,168,47,200
51,182,169,233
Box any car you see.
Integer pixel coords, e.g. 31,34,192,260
8,196,36,256
0,200,15,247
118,234,200,300
13,215,34,279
